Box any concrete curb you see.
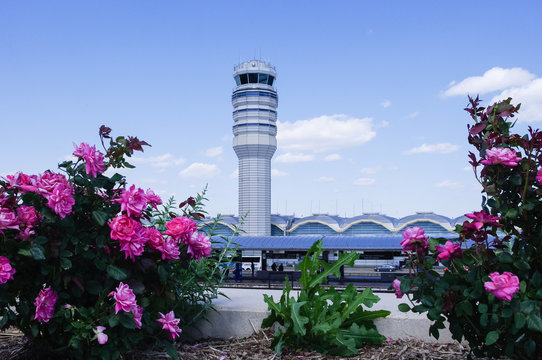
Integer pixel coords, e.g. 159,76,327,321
190,288,457,343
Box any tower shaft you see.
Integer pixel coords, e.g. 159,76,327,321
232,60,278,236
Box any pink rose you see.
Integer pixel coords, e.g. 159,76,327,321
36,171,69,194
95,326,108,345
0,256,16,284
0,207,19,232
131,305,143,329
464,210,502,231
118,223,147,261
157,237,180,260
108,282,137,314
119,236,145,261
484,272,520,301
392,279,403,298
146,228,163,250
164,217,197,243
186,232,212,260
46,182,75,218
435,241,462,262
400,227,428,253
17,205,38,227
157,311,182,339
34,287,58,323
4,172,39,192
114,185,147,217
16,205,39,240
537,168,542,185
73,142,105,178
480,147,521,167
109,215,138,242
145,189,162,209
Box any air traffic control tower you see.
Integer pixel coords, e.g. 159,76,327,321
232,60,278,236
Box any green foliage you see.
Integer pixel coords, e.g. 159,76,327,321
397,97,542,359
262,240,390,356
0,127,232,359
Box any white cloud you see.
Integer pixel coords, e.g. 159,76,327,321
205,146,223,157
444,67,536,97
435,180,463,189
353,177,376,186
272,169,288,177
405,143,460,154
380,100,391,108
277,114,376,153
178,163,220,179
230,169,239,179
131,153,185,168
323,153,341,162
406,111,419,119
491,78,542,122
314,176,335,183
360,167,379,174
274,152,314,163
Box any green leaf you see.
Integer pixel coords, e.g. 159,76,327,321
0,314,8,328
290,301,308,336
478,303,488,313
91,211,109,226
480,313,488,327
505,208,518,219
272,332,285,355
308,251,358,289
496,252,513,263
17,248,32,257
526,314,542,332
514,312,526,329
346,309,390,325
119,312,137,329
60,257,72,270
157,264,169,283
30,244,46,260
398,303,411,312
485,330,499,346
106,265,128,281
456,300,473,316
162,340,179,359
524,340,536,357
108,315,119,328
31,324,39,337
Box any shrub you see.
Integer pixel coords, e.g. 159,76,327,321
396,97,542,359
262,239,390,356
0,127,229,359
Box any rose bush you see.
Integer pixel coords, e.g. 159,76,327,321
395,98,542,359
0,127,231,359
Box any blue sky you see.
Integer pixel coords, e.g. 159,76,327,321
2,1,542,218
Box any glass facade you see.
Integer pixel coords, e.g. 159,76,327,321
234,73,275,86
233,108,276,114
232,91,278,100
398,221,448,234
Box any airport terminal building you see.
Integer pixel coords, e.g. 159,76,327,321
204,212,465,269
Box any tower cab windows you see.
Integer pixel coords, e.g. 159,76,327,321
234,73,275,86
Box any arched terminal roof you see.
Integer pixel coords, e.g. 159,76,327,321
202,212,465,236
395,212,456,232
